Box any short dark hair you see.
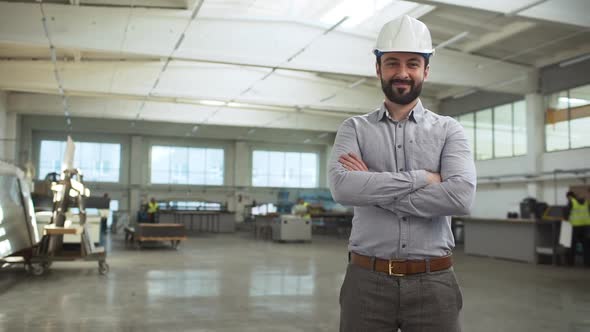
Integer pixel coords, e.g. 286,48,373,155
376,53,430,68
566,191,576,198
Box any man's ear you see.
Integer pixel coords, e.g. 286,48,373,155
376,62,381,79
424,65,430,81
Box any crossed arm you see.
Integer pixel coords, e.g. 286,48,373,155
328,119,476,218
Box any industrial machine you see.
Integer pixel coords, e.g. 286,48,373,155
0,161,40,261
272,215,312,242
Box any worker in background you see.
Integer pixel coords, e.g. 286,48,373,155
99,193,110,234
99,193,110,245
329,15,476,331
291,198,311,219
565,191,590,267
147,197,159,223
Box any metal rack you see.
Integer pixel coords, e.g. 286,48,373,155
27,168,109,276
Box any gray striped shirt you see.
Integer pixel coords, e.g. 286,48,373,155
329,99,476,260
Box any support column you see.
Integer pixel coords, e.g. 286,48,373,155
525,93,544,199
233,141,250,222
129,135,143,223
0,91,8,162
325,144,333,188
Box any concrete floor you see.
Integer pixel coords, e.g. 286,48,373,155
1,233,589,332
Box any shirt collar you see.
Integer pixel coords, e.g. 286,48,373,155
377,98,425,123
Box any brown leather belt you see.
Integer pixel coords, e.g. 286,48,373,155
350,252,453,276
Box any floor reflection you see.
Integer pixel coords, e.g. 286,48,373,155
146,270,221,299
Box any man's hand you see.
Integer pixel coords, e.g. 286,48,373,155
426,171,442,184
339,152,368,171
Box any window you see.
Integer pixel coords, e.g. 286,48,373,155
475,109,493,160
38,140,121,182
457,100,527,160
545,91,570,151
546,84,590,151
150,146,224,185
513,101,527,156
165,201,222,211
545,85,590,151
458,113,475,159
252,150,318,188
493,104,512,158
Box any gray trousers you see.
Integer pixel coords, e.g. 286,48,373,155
340,263,463,332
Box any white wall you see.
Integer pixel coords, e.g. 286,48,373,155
471,148,590,218
472,182,528,218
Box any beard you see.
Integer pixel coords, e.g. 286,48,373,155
381,77,423,105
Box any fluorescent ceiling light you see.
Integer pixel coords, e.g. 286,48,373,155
317,132,329,139
506,0,548,16
321,0,390,28
227,102,242,107
452,88,477,99
558,97,590,108
559,53,590,68
199,100,226,106
303,138,312,144
348,78,367,89
436,31,469,50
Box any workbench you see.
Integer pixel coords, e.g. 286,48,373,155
461,217,560,264
157,211,235,233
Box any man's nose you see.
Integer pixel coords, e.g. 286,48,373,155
395,65,409,79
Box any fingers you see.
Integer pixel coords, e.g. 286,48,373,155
339,154,364,171
338,152,368,171
347,153,369,171
339,155,361,171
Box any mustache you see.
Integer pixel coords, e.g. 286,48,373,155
390,79,414,85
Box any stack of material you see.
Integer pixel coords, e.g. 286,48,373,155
137,223,187,242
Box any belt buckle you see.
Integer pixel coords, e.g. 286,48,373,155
388,259,406,276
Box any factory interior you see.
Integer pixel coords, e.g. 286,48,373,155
0,0,589,331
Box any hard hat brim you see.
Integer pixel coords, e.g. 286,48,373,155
373,49,435,58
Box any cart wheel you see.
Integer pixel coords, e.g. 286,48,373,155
98,262,109,275
26,263,45,276
42,261,53,269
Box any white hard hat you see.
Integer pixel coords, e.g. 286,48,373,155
373,15,434,57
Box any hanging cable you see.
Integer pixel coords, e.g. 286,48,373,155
132,0,205,123
39,1,72,131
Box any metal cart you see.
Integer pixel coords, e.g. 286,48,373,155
25,168,109,276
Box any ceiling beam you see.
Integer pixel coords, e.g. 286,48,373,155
534,44,590,68
460,21,537,53
410,0,590,28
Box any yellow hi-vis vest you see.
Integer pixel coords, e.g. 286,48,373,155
148,201,159,214
569,198,590,227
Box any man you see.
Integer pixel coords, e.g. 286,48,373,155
329,15,476,332
292,198,311,219
564,191,590,266
147,197,159,223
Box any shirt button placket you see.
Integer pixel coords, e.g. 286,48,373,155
400,216,408,252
